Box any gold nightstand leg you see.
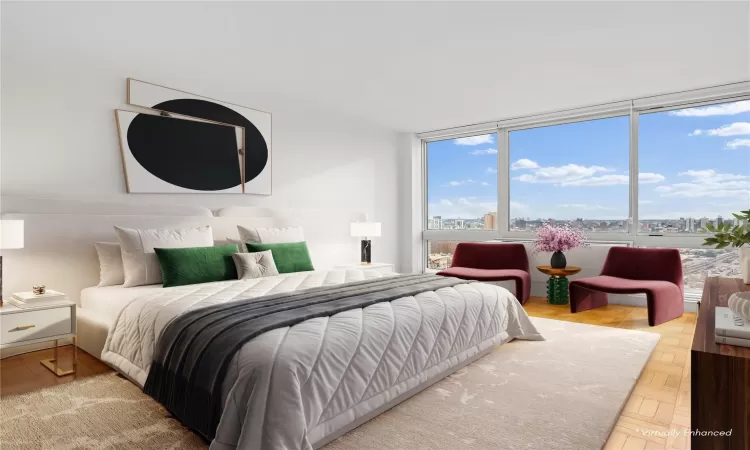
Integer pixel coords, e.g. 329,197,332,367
40,338,76,377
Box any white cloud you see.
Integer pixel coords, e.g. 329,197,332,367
470,148,498,156
519,164,609,183
562,174,629,186
511,158,539,170
486,167,497,174
726,139,750,149
514,163,664,187
510,201,527,211
654,169,750,198
481,181,490,186
429,197,497,218
679,169,745,182
689,122,750,137
639,173,666,184
558,204,615,211
443,179,477,187
670,101,750,117
513,163,613,185
454,134,494,146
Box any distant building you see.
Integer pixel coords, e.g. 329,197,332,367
429,216,443,230
483,212,497,230
687,217,695,233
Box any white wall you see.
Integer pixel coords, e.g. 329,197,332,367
0,5,402,269
1,2,743,300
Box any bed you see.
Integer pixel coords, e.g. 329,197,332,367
2,204,541,449
92,268,541,450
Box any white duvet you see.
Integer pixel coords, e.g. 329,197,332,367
101,269,541,450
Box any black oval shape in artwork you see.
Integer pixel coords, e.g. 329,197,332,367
127,114,242,191
154,99,269,182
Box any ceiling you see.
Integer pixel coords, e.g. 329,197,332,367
3,1,749,132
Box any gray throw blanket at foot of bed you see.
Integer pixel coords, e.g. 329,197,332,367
143,274,471,441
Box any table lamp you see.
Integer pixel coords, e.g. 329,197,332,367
350,222,381,264
0,220,25,305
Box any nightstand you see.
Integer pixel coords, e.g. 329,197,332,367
0,301,77,376
335,263,395,275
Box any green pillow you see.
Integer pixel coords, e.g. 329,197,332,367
245,241,314,274
155,244,239,287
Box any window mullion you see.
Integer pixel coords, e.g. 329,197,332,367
497,127,510,237
629,107,639,237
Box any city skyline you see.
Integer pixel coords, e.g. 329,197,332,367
427,100,750,222
428,213,740,233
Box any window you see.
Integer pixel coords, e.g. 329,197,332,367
426,132,498,230
639,99,750,234
509,116,630,232
426,240,461,270
640,247,741,294
420,83,750,292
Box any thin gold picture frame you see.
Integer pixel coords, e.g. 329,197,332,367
126,78,272,195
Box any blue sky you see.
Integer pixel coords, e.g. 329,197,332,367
427,100,750,222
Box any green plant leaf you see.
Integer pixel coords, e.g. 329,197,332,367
703,237,719,245
700,211,750,248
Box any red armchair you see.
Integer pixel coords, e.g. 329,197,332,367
435,242,530,304
569,247,684,326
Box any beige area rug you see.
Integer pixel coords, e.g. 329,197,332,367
324,317,659,449
0,318,658,450
0,373,205,450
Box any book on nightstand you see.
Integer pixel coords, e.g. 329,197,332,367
10,290,68,308
715,307,750,347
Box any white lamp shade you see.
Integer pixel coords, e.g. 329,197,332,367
0,220,24,249
350,222,381,237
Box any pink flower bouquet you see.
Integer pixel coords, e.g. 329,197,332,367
532,224,587,268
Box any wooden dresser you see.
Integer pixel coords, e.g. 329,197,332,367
691,277,750,449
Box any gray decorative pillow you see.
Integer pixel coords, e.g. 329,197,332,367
232,250,280,280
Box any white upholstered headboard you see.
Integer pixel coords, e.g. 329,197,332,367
1,198,366,303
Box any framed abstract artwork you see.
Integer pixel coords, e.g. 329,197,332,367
115,110,246,193
119,79,272,194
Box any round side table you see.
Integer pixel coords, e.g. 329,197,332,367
536,265,582,305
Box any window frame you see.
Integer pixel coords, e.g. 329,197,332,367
421,83,750,296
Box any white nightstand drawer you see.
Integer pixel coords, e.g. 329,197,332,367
1,307,72,345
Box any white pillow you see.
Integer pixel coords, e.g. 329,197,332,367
236,226,304,244
232,251,280,279
227,237,249,253
115,225,214,287
94,242,125,287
